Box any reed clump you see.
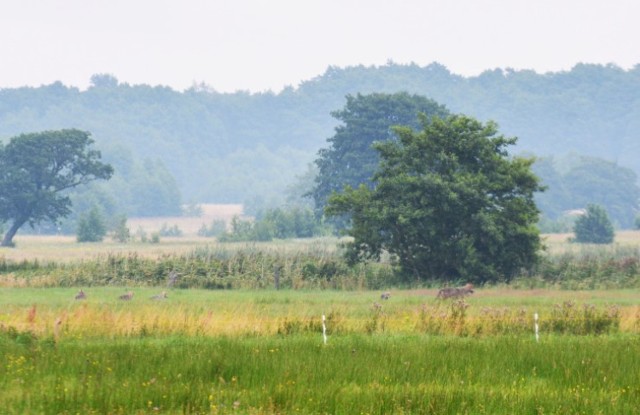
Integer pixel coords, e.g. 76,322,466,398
3,241,640,289
1,247,399,290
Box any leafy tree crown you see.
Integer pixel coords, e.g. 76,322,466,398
0,129,113,246
311,92,449,219
573,204,615,244
326,114,543,284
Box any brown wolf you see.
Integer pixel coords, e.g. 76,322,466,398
75,289,86,300
119,291,134,301
436,283,474,299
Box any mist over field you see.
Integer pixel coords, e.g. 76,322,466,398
1,62,639,230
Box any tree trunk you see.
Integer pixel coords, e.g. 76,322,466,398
1,219,26,247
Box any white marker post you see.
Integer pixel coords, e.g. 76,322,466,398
534,312,539,342
322,314,327,345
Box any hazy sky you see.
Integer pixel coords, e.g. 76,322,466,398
1,0,638,92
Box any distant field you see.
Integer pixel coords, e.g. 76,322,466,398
3,229,640,264
127,203,245,236
541,229,640,251
2,228,640,414
1,233,342,263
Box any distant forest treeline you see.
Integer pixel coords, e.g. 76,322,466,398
1,62,639,228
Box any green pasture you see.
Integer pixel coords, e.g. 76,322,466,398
2,332,639,414
1,234,640,413
1,287,639,414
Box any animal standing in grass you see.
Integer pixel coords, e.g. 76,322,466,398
119,291,134,301
380,291,391,300
74,290,86,300
150,291,167,300
436,283,474,299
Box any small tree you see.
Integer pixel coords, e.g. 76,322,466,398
198,219,227,237
159,223,183,237
77,207,107,242
573,204,615,244
111,214,131,243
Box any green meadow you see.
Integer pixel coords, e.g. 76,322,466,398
1,235,640,414
2,333,639,415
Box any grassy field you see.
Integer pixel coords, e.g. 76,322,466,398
541,230,640,252
1,287,639,414
0,287,638,337
2,229,639,262
2,333,639,414
2,234,640,413
0,235,343,263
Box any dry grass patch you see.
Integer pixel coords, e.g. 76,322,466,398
127,203,244,236
541,230,640,253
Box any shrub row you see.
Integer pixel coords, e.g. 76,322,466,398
2,244,640,289
0,247,399,290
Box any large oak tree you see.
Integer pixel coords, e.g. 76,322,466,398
0,129,113,246
326,115,543,284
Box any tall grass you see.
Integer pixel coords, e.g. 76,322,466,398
530,245,640,289
1,333,639,414
0,288,635,339
2,288,638,413
1,244,399,290
3,235,640,289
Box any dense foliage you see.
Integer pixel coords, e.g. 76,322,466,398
218,207,325,242
327,115,543,284
76,206,108,242
534,156,639,229
1,240,640,289
311,92,449,217
573,204,615,244
0,129,113,246
1,64,639,225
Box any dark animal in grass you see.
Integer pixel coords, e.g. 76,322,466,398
119,291,134,301
150,291,168,300
436,283,474,299
75,289,87,300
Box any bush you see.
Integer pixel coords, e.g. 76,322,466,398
135,226,148,242
537,214,577,233
182,202,203,217
197,219,227,237
111,214,130,243
76,207,107,242
217,208,324,242
218,216,258,242
159,223,183,237
572,204,614,244
261,207,322,238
